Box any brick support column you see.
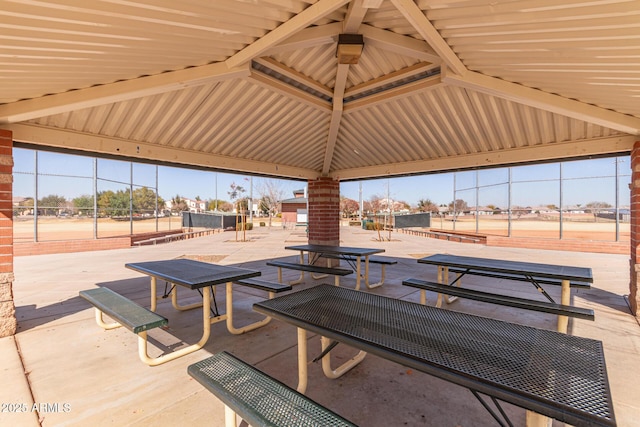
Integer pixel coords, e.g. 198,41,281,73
630,141,640,316
307,177,340,246
0,129,15,337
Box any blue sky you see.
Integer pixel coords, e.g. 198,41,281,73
12,148,630,208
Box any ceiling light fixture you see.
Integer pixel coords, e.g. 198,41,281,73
336,34,364,64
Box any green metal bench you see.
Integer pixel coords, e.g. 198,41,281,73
447,268,591,289
266,260,352,286
403,278,594,333
188,351,357,427
79,287,172,366
233,277,292,294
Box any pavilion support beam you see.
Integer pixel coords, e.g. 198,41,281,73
330,135,636,181
5,124,318,181
630,140,640,317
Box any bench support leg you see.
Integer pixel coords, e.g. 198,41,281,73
94,309,123,330
225,283,273,335
320,336,367,379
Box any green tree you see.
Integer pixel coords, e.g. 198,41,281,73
97,189,130,217
207,199,227,211
132,187,163,215
73,194,94,216
38,194,67,216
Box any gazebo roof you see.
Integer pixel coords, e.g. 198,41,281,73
1,0,638,182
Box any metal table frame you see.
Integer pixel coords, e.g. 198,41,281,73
417,254,593,333
254,285,615,427
284,244,385,290
125,259,266,364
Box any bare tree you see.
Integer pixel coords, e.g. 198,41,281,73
256,179,288,227
417,198,439,213
340,196,359,219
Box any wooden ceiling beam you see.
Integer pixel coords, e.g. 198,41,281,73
0,63,249,124
390,0,466,75
443,67,640,135
226,0,351,68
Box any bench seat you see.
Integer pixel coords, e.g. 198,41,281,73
79,287,167,334
447,268,591,289
234,277,292,293
188,351,357,427
402,278,594,331
266,260,352,286
322,254,397,265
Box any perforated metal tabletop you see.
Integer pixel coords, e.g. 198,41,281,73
254,284,615,427
125,258,260,289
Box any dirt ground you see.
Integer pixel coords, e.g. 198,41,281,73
13,215,629,243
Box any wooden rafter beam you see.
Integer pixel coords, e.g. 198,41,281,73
226,0,351,68
247,69,332,112
253,57,334,98
345,62,438,98
262,22,343,56
0,63,249,124
344,74,442,113
443,68,640,135
390,0,466,75
360,25,440,63
323,64,350,175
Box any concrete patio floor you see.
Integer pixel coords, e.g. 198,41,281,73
2,226,639,427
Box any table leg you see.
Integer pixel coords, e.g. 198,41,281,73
435,266,458,307
297,328,308,393
320,336,367,379
526,410,552,427
354,256,362,290
225,282,273,335
288,251,306,285
224,406,236,427
138,286,212,366
364,256,385,289
310,252,329,280
150,276,158,311
170,285,205,311
557,279,570,333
